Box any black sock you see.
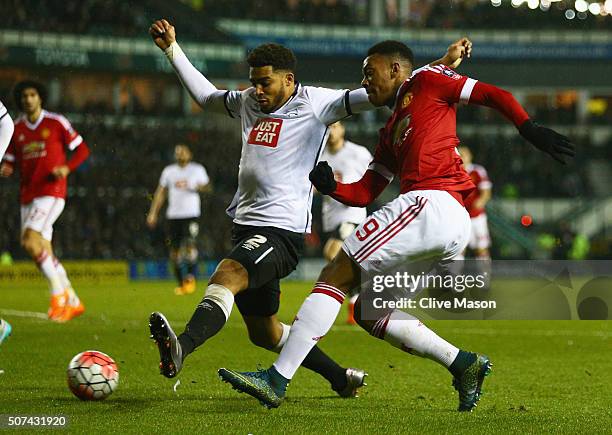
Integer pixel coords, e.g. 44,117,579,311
448,350,477,378
300,345,347,392
187,261,197,277
173,261,184,285
178,298,227,357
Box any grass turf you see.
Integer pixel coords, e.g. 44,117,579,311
0,279,610,434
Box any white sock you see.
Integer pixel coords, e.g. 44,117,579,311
36,251,64,296
53,257,72,289
53,257,80,304
372,310,459,368
203,284,234,320
273,282,345,379
272,323,291,353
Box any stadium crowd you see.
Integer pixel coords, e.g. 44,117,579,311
188,0,609,29
2,0,608,36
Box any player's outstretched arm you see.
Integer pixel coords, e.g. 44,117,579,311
468,82,575,164
309,161,389,207
150,19,229,114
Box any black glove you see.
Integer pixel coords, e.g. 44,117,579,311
309,161,337,195
519,119,575,164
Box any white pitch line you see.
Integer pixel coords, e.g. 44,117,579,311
1,309,609,338
0,308,48,319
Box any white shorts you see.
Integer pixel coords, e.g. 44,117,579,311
342,190,471,274
468,213,491,251
20,196,65,242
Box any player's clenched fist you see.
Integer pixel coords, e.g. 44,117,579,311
149,19,176,50
445,37,472,69
309,161,337,195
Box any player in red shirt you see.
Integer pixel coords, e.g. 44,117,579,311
457,145,492,260
0,81,90,322
219,41,574,411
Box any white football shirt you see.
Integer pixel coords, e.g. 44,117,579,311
159,162,209,219
320,141,373,232
166,42,375,233
223,84,355,233
0,99,13,161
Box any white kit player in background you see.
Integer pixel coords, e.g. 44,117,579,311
147,144,211,296
0,99,14,344
320,121,372,324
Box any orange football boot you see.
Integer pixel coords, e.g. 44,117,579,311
48,293,68,322
182,276,196,295
58,289,85,322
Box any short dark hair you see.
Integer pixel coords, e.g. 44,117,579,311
367,40,414,66
13,80,47,111
247,43,297,72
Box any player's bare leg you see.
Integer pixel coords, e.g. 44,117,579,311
242,314,366,397
323,238,357,324
150,258,247,377
21,229,66,322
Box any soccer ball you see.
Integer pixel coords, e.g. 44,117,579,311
66,350,119,400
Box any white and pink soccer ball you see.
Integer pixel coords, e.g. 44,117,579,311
67,350,119,400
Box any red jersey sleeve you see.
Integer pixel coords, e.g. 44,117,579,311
56,115,89,171
421,66,530,127
467,82,530,128
57,115,83,150
328,128,392,207
419,66,474,105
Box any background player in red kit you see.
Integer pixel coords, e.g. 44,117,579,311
457,145,492,260
0,81,90,322
219,40,575,412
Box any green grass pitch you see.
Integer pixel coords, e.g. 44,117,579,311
1,279,610,433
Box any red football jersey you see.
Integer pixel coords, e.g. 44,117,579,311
464,163,492,217
371,65,476,203
4,110,87,204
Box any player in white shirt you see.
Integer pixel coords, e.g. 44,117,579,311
0,99,14,161
320,121,372,324
0,99,14,345
147,18,472,397
147,144,211,295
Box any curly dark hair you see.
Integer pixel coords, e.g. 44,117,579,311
247,43,297,72
13,80,47,111
367,40,414,66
